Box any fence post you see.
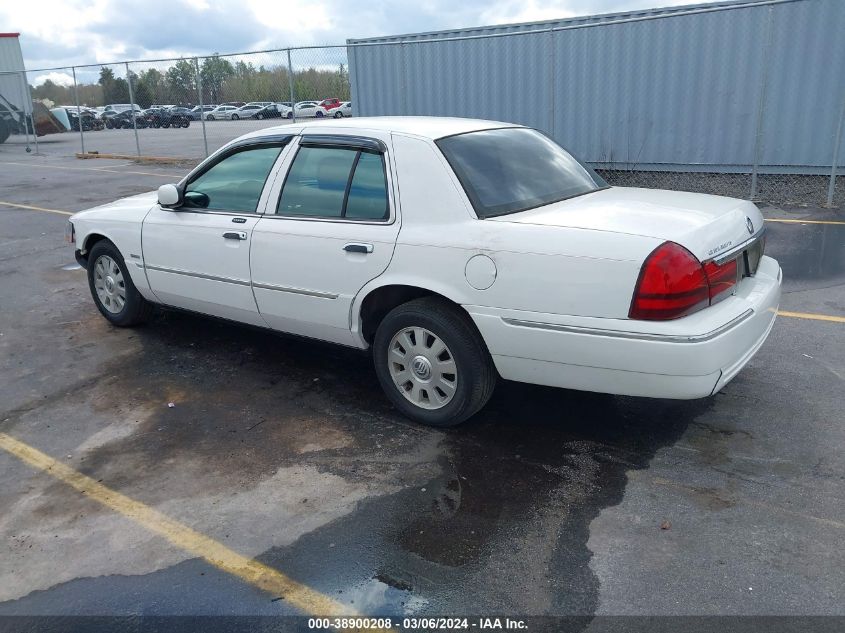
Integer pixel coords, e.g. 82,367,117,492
287,49,296,123
71,67,85,155
125,62,141,157
548,29,556,138
194,57,209,158
16,72,31,152
827,96,845,207
750,6,774,200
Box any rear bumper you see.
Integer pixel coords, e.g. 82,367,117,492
467,256,782,399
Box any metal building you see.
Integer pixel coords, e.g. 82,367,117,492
347,0,845,175
0,33,29,108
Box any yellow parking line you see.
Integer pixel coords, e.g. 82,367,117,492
0,201,73,216
765,218,845,226
0,432,356,619
777,310,845,323
0,160,182,178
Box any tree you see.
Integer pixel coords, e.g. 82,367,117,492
200,55,234,104
165,59,197,106
98,67,129,104
135,68,164,107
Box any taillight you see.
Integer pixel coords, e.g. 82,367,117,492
629,242,740,320
703,258,737,304
629,242,710,320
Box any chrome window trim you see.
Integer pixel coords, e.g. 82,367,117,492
145,264,250,287
502,309,753,343
251,281,337,299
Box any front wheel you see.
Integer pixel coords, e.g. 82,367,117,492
231,114,239,120
256,114,264,120
87,240,153,327
206,115,215,121
315,111,324,118
373,298,497,427
334,111,343,118
286,112,293,119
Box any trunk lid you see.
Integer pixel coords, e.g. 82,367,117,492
490,186,764,262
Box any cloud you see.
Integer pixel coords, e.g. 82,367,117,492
32,71,74,86
2,0,724,71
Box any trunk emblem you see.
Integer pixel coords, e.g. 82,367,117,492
746,217,754,234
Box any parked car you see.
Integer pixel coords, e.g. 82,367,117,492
253,103,292,120
191,105,217,118
102,103,142,116
222,101,246,108
318,98,343,112
169,106,196,120
109,110,150,129
230,104,265,120
142,107,191,128
50,107,104,131
333,102,352,118
66,117,781,427
293,102,328,118
204,105,239,120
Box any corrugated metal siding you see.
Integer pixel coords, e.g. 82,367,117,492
348,0,845,173
0,36,29,112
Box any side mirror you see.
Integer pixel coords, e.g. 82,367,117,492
157,184,181,208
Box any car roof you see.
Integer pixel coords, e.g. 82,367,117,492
239,116,518,141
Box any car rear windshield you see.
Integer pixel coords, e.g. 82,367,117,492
437,127,607,218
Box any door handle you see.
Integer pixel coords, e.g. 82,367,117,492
343,243,373,254
223,231,247,240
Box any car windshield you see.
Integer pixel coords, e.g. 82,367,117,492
436,127,607,218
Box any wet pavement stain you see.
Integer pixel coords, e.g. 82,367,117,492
766,223,845,285
1,304,715,618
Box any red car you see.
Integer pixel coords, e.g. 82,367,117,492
318,98,342,112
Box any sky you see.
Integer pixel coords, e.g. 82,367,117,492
2,0,723,84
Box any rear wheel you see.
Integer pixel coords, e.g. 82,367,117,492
286,112,293,119
373,298,497,427
182,120,190,128
206,115,215,121
315,111,324,118
87,240,153,327
334,111,343,118
231,114,239,120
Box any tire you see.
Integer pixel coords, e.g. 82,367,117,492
256,114,264,120
231,114,239,120
153,120,161,128
105,120,113,129
373,297,497,427
315,111,324,118
334,111,343,118
206,115,215,121
182,120,190,128
87,240,153,327
286,112,292,119
162,122,170,128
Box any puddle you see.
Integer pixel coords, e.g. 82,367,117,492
766,223,845,283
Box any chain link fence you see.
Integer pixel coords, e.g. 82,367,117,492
4,1,844,208
7,47,352,163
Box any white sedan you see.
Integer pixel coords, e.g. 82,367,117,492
66,117,781,427
204,105,239,120
333,102,353,118
293,102,329,118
